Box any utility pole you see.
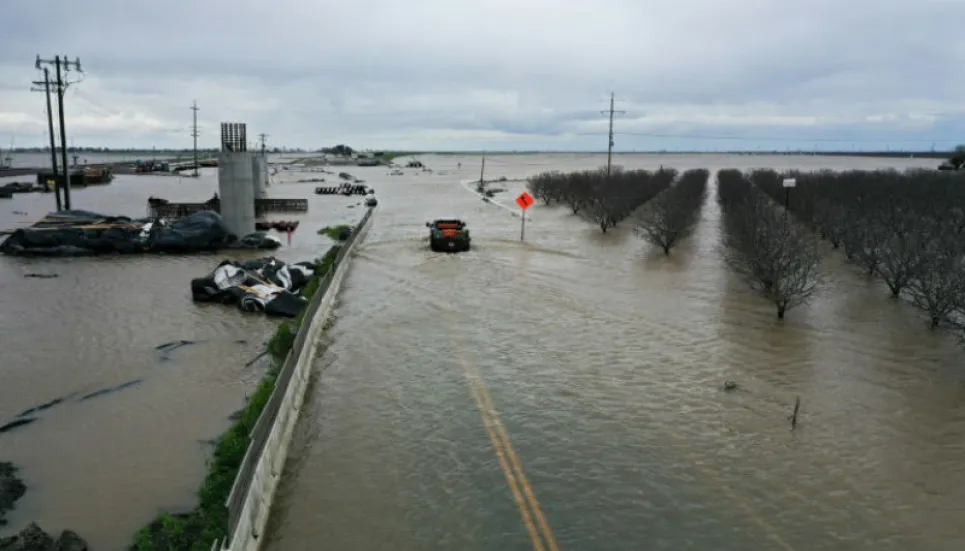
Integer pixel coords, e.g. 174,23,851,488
600,92,625,179
257,133,268,156
37,54,82,211
31,67,62,210
191,101,200,177
257,133,269,186
479,152,486,188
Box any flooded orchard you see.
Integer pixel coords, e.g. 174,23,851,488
263,154,965,551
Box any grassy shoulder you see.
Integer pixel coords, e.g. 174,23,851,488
129,245,342,551
317,224,353,241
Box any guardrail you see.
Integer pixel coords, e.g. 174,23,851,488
459,178,530,220
219,206,375,550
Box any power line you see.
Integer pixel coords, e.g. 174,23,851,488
66,88,184,134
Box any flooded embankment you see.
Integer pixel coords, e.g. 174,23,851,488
0,160,374,549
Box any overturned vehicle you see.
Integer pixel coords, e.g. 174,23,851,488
426,219,470,252
190,257,318,317
0,210,281,256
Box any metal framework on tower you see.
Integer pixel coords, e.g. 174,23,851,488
221,122,247,152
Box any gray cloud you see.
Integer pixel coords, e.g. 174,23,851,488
0,0,963,150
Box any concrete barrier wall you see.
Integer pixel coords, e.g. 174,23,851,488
220,208,374,551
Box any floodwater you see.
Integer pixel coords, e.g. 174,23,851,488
263,154,965,551
0,157,373,549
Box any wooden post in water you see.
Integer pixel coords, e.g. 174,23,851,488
789,396,801,430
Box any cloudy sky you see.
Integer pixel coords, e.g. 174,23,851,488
0,0,962,151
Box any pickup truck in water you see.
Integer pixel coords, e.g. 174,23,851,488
426,219,471,252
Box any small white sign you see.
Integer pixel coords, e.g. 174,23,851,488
783,178,797,188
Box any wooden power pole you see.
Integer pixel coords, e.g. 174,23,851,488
601,92,625,179
191,101,200,177
36,54,82,210
31,67,62,210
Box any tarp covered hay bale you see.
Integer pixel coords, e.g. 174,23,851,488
146,210,232,253
190,257,316,317
0,210,283,256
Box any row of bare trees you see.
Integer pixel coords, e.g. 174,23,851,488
527,167,676,232
749,168,965,329
717,169,820,320
634,169,709,255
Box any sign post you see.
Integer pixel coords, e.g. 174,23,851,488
515,191,534,241
782,178,796,218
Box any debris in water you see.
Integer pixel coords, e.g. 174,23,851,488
0,462,27,526
17,393,76,417
23,273,59,278
78,379,142,401
0,521,90,549
244,349,268,367
156,339,197,351
0,417,37,434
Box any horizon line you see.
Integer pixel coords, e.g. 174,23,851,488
4,147,958,155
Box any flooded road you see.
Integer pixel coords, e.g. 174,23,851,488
0,159,372,549
264,154,965,551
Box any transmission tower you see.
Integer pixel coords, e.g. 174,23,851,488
30,67,62,210
36,54,82,210
600,92,625,179
191,101,200,177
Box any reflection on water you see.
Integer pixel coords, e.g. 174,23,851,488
264,154,965,551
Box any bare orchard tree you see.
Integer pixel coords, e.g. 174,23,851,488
907,214,965,328
875,209,926,297
527,167,675,232
718,170,820,320
635,169,708,255
561,171,592,214
579,168,673,232
528,171,566,205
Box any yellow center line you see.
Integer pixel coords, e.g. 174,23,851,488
465,371,546,551
471,369,560,551
443,306,558,551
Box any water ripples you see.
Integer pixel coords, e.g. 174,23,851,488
259,154,965,551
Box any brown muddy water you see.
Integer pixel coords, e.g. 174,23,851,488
262,154,965,551
0,161,374,549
